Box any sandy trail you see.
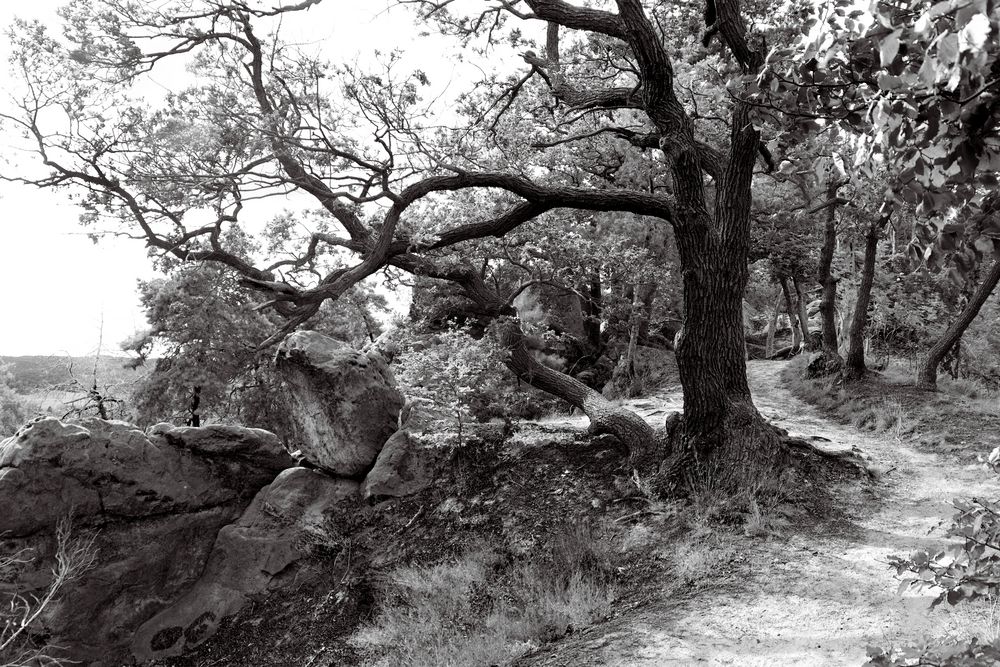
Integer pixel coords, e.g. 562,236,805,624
528,360,999,666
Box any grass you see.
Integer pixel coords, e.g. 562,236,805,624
351,523,617,667
783,354,1000,459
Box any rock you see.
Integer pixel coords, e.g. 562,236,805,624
0,417,294,665
132,467,358,660
805,351,843,378
361,429,442,500
275,331,404,476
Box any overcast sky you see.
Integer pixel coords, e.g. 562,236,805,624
0,0,462,357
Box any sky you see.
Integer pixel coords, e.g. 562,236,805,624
0,0,469,357
0,0,153,357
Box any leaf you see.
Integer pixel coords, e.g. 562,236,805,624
880,30,901,66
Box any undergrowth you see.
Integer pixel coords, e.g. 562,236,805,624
351,522,618,667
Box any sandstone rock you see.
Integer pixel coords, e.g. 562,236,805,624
0,417,294,665
361,429,442,500
275,331,404,476
132,467,358,660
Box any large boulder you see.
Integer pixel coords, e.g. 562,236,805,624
275,331,404,476
132,467,359,660
0,417,295,665
361,428,442,500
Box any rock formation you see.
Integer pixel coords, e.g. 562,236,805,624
132,467,359,660
275,330,404,476
0,418,295,665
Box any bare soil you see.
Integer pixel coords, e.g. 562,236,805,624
517,360,999,666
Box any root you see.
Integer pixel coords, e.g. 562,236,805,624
782,434,877,479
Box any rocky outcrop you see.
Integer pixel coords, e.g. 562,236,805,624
0,418,295,665
361,429,441,500
133,467,358,660
275,331,404,476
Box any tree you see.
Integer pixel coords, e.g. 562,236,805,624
3,0,839,492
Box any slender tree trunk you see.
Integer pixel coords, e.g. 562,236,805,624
581,272,603,354
635,282,657,344
188,385,202,427
779,277,802,353
793,277,812,350
917,259,1000,390
844,219,886,380
496,312,657,462
815,182,843,374
765,289,781,359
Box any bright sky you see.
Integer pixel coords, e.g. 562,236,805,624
0,1,471,356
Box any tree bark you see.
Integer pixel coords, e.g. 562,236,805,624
844,218,886,380
581,272,603,354
496,311,659,464
916,259,1000,390
816,181,844,373
188,385,202,427
793,277,812,350
779,277,802,353
764,289,781,359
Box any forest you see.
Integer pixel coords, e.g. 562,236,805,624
1,0,1000,665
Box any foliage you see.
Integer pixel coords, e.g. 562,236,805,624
866,639,1000,666
393,325,524,442
122,262,275,428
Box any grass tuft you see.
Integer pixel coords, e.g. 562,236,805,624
352,524,617,667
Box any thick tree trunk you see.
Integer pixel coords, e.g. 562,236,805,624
844,220,884,380
779,277,802,353
815,182,843,374
793,277,812,350
917,259,1000,390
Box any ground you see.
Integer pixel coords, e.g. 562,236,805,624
158,358,999,666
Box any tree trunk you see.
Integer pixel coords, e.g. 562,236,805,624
581,272,603,354
844,219,885,380
188,385,202,427
917,259,1000,390
779,277,802,353
496,312,658,463
635,282,657,344
764,289,781,359
660,99,788,493
816,182,843,373
793,277,812,350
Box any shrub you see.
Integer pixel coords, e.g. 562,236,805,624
1,518,99,666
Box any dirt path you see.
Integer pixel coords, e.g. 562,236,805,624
527,360,999,666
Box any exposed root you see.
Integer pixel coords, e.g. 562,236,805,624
782,434,878,479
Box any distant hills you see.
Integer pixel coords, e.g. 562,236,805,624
1,355,150,393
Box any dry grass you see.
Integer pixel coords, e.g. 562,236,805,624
352,524,617,667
